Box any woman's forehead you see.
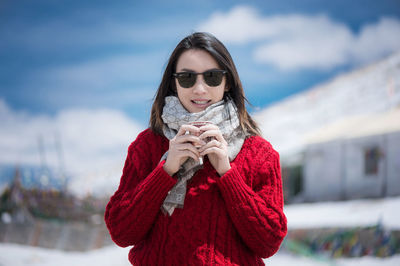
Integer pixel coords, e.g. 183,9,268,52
176,49,219,72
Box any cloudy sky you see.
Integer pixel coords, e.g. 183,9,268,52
1,0,400,196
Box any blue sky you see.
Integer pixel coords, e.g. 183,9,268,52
1,0,400,125
0,0,400,195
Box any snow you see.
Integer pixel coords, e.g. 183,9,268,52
253,51,400,163
268,251,400,266
0,244,130,266
303,108,400,145
1,243,399,266
285,196,400,229
1,197,400,265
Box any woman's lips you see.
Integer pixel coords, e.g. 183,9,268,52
191,100,211,108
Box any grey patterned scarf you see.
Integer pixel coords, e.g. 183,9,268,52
161,96,247,216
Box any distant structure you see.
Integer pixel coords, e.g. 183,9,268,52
0,166,112,251
303,109,400,201
254,51,400,203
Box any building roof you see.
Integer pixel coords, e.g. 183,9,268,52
304,107,400,145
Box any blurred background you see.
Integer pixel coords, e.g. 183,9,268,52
1,0,400,265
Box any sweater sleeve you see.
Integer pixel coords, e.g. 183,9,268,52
216,139,287,258
104,132,177,247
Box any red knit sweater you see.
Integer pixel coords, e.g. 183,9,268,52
105,129,287,265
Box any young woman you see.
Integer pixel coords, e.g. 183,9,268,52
105,32,287,265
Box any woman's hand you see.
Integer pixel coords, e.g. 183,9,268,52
197,124,231,176
163,125,205,176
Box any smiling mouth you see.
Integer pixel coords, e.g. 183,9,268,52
192,100,211,105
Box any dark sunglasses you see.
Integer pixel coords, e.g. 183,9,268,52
173,69,227,88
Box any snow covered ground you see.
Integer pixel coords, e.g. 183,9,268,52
1,243,399,266
285,196,400,230
1,196,399,265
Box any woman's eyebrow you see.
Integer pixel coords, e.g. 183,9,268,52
178,68,195,72
177,67,220,72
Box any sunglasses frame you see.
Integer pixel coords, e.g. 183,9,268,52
173,69,227,88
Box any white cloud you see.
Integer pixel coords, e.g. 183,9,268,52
0,98,144,197
197,6,274,44
352,17,400,64
198,6,400,71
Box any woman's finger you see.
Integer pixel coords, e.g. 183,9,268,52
197,139,223,153
200,147,224,157
176,143,201,157
176,124,200,136
174,134,205,146
180,150,201,162
199,124,218,131
199,129,225,143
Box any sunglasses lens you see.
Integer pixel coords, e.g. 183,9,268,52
203,71,224,87
174,70,225,88
176,72,196,88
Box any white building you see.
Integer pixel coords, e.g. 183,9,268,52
253,51,400,203
302,109,400,202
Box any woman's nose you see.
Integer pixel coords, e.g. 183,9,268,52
192,76,207,94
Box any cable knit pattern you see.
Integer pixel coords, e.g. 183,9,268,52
105,129,287,265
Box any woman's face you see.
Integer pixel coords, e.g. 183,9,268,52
175,49,227,113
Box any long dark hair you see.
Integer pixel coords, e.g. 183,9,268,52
150,32,260,136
